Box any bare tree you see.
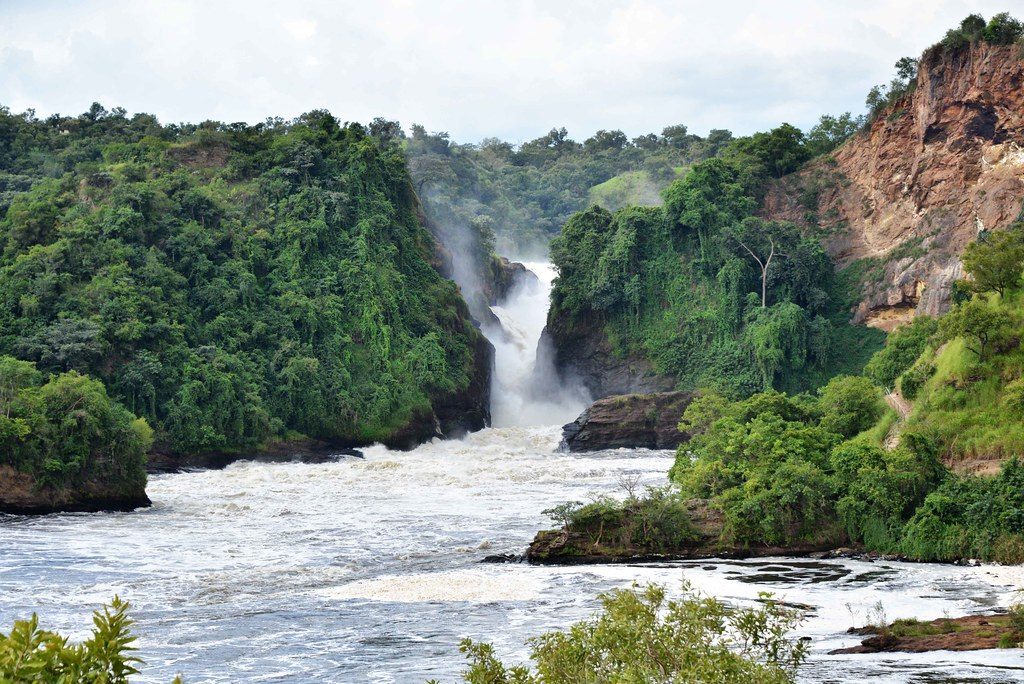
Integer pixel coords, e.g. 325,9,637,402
735,235,777,309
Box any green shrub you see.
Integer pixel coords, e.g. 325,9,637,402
0,597,182,683
817,375,885,438
438,583,807,684
898,359,936,400
864,316,938,388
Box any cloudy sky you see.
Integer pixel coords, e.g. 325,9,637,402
0,1,1013,144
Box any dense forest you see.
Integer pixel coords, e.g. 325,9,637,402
544,218,1024,566
0,104,489,482
547,120,874,397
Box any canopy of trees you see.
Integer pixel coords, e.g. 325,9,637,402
0,104,484,456
549,128,878,397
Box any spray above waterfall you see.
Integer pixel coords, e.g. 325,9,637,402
482,262,590,428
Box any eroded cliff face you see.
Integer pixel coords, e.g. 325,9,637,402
765,42,1024,330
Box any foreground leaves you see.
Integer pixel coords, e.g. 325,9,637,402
435,582,807,684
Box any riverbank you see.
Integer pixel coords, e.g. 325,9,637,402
832,613,1023,654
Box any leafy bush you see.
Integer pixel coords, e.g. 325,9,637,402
817,375,884,438
0,356,150,489
438,582,807,684
0,597,182,683
864,315,938,388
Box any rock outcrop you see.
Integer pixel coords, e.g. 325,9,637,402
831,614,1018,654
539,313,676,399
560,391,694,452
526,498,839,564
0,465,151,515
765,41,1024,330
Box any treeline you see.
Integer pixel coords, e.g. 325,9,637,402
400,114,860,258
549,120,876,397
0,103,485,465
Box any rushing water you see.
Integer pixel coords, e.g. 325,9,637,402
1,264,1023,683
484,262,589,428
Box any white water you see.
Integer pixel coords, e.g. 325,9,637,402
483,262,589,427
1,262,1023,682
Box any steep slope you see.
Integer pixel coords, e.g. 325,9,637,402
765,41,1024,330
0,108,492,468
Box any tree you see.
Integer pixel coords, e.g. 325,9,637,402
727,217,797,308
961,225,1024,297
817,375,884,439
441,583,807,684
806,113,863,156
938,299,1012,361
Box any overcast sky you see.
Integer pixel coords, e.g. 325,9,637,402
0,1,1014,144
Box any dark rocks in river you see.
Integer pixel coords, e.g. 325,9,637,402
487,257,539,306
146,439,365,473
540,312,675,399
560,391,695,452
0,465,151,515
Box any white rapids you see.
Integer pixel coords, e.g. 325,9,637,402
1,262,1022,683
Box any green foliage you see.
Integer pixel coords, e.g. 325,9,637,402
441,582,806,684
402,122,721,256
899,458,1024,562
0,597,182,683
545,487,697,554
961,224,1024,297
0,105,483,455
864,315,938,388
864,57,918,122
553,144,863,399
805,113,864,156
0,355,150,489
937,299,1014,361
930,13,1023,56
817,375,885,439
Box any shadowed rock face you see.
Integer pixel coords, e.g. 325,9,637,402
539,313,676,400
560,391,694,452
764,41,1024,329
0,465,151,515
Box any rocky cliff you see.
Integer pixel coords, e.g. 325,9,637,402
538,312,676,400
765,41,1024,330
560,391,694,452
0,465,150,515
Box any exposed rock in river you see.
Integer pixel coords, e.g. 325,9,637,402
560,391,694,452
526,498,841,564
0,465,150,515
831,613,1020,654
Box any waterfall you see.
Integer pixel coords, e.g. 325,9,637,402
482,262,590,427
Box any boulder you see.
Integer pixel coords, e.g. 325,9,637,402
560,391,695,452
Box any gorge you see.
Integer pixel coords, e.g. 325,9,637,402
4,10,1024,683
2,264,1024,683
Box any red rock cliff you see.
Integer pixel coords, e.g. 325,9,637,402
765,41,1024,330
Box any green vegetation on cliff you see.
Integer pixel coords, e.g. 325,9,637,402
0,104,487,458
536,218,1024,565
549,126,880,398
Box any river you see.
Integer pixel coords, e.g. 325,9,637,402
1,264,1023,683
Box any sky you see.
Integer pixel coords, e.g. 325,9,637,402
0,0,1015,144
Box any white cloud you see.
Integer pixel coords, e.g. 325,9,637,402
0,0,1014,142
